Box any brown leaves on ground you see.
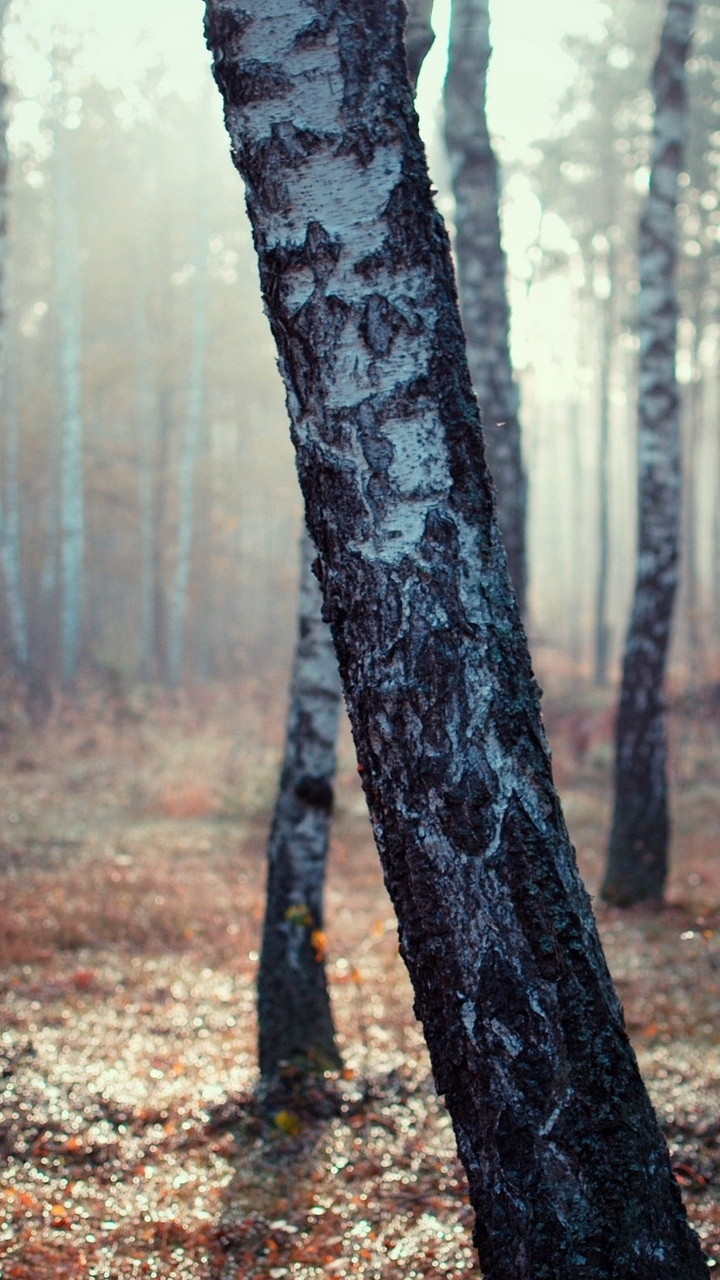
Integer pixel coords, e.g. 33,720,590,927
0,673,719,1277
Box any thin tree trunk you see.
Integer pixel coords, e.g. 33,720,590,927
0,334,29,670
205,3,708,1274
167,188,210,687
136,265,156,680
0,23,30,673
602,0,696,906
444,0,527,613
257,531,343,1082
53,114,84,689
594,285,613,685
152,390,172,684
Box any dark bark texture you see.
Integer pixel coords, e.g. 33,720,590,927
602,0,696,906
444,0,527,613
257,532,343,1080
405,0,435,90
205,2,708,1275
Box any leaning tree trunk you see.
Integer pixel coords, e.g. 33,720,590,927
257,532,343,1082
204,3,708,1276
256,1,434,1084
602,0,695,907
444,0,527,613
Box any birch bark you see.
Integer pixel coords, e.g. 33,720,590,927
602,0,696,906
204,2,708,1274
256,5,432,1083
444,0,526,613
257,531,343,1081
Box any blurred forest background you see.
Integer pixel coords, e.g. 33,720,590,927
1,2,720,1275
1,0,719,700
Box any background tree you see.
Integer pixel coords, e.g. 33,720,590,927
0,0,30,676
257,532,343,1084
602,0,697,906
204,1,709,1274
444,0,527,612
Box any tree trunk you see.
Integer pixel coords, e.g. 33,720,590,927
257,0,434,1084
405,0,434,89
257,531,343,1082
444,0,527,614
602,0,695,907
204,3,708,1275
136,263,156,681
594,284,613,686
53,114,84,690
0,20,30,674
167,188,210,687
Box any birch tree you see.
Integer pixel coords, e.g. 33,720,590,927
602,0,696,906
257,532,343,1082
204,2,708,1274
444,0,527,612
53,107,84,689
0,2,30,674
167,169,210,687
256,3,433,1085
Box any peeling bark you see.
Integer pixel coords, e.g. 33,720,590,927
603,0,696,907
204,2,708,1274
444,0,526,613
257,532,343,1081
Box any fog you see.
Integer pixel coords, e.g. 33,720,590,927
2,0,718,691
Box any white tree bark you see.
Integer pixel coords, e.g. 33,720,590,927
603,0,696,905
204,3,708,1275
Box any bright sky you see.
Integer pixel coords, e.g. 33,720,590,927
8,0,605,158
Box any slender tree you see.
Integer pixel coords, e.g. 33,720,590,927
204,2,708,1274
444,0,527,612
53,105,84,689
257,531,343,1082
602,0,696,906
0,3,30,674
167,156,210,687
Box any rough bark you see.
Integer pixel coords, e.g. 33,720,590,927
444,0,526,613
204,2,708,1275
257,532,343,1081
602,0,695,907
405,0,434,90
257,0,433,1084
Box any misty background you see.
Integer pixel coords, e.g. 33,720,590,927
2,0,718,693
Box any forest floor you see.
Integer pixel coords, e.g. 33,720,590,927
0,664,719,1278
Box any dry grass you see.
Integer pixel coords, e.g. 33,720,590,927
0,672,718,1277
